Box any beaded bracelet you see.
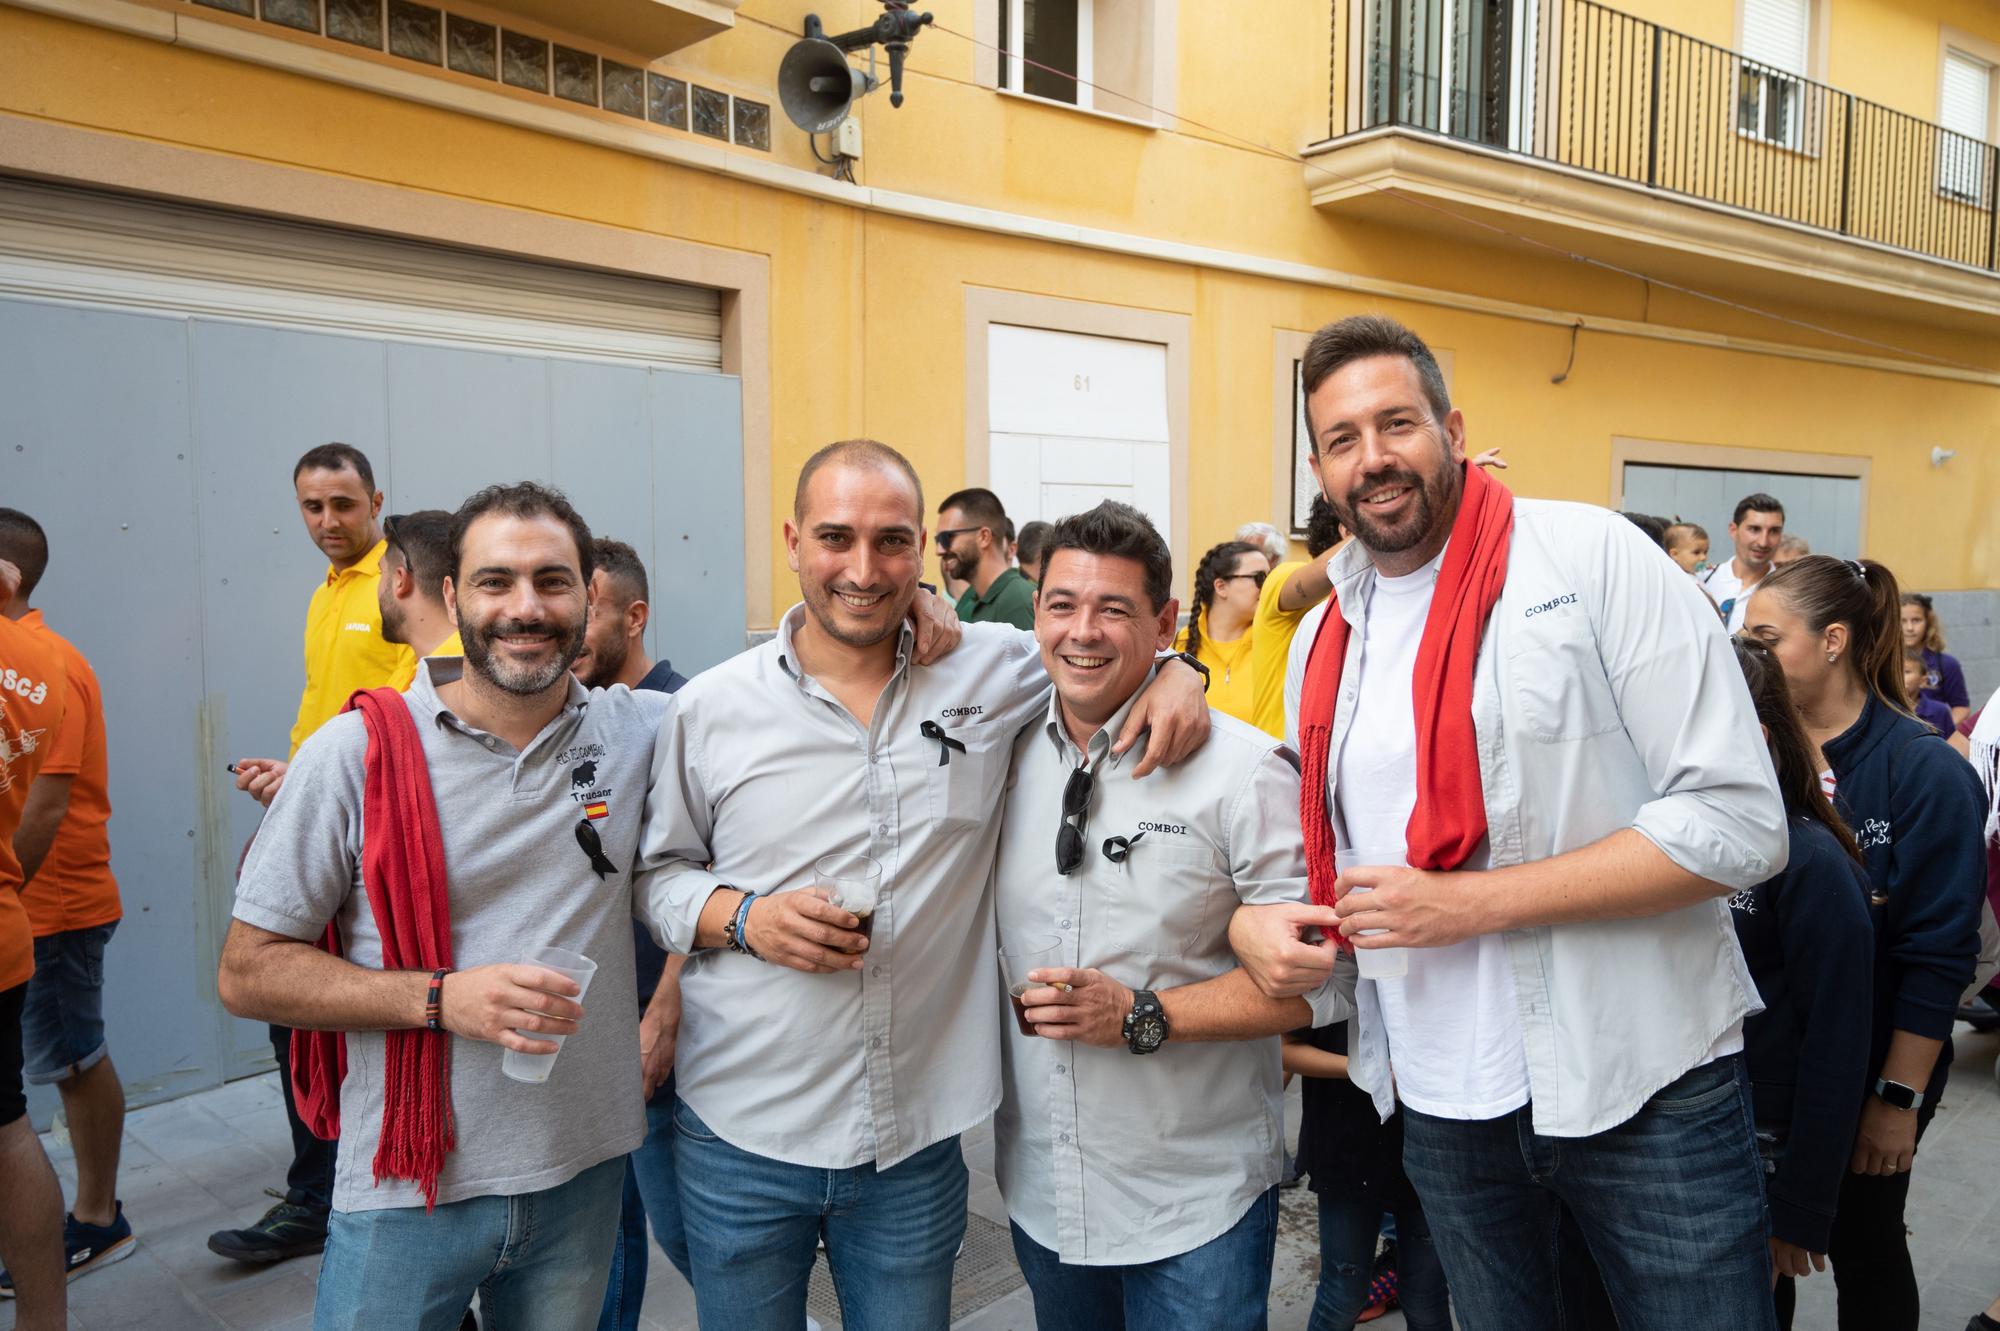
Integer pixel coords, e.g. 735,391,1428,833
725,892,761,960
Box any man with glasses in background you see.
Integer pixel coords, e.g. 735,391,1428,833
936,488,1036,630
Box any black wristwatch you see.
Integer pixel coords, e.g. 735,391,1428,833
1123,990,1168,1055
1873,1077,1924,1111
1167,651,1211,693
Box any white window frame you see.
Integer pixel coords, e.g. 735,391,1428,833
1936,37,1999,205
1735,0,1814,153
1003,0,1096,111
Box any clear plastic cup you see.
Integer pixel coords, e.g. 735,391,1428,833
1336,847,1410,981
500,946,597,1084
998,933,1069,1037
816,853,883,939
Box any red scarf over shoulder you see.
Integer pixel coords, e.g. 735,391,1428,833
292,687,456,1208
1297,462,1515,941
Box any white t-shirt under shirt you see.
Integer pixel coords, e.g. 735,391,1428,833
1332,552,1533,1120
1699,559,1763,633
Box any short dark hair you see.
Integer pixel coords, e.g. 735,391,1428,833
794,439,925,520
1733,493,1785,525
1621,512,1670,550
450,482,595,585
382,510,454,608
1299,314,1452,447
0,508,50,602
592,537,649,606
1304,495,1344,558
1039,501,1173,612
1015,520,1053,568
292,442,376,494
938,487,1008,533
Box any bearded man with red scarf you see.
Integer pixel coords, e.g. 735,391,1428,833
1230,316,1789,1331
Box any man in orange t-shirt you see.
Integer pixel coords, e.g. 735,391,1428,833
0,508,134,1295
0,552,71,1330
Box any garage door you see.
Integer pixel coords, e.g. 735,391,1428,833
1,179,745,1119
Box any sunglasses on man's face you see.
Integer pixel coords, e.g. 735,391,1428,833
1055,764,1094,876
936,528,981,551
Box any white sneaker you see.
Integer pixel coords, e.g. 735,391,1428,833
806,1318,823,1331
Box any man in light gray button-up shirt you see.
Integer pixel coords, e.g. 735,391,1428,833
635,441,1210,1331
1236,317,1788,1331
992,502,1352,1331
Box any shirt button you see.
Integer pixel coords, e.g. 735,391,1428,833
1059,918,1071,929
483,737,497,750
877,824,889,835
871,1037,883,1050
1058,1132,1070,1144
1055,1064,1066,1074
871,966,884,977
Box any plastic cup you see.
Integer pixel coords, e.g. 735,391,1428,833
500,946,597,1085
816,853,883,939
998,933,1069,1037
1336,847,1410,981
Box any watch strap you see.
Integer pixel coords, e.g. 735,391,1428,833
1873,1077,1923,1110
1168,651,1211,693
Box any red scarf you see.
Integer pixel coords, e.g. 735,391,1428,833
292,687,456,1208
1297,462,1515,940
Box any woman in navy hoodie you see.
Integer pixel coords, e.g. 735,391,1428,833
1727,637,1874,1329
1744,555,1986,1331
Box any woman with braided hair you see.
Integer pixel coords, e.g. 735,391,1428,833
1172,539,1268,725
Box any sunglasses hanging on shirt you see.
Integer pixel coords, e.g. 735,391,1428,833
1055,764,1095,875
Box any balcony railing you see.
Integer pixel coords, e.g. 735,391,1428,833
1326,0,2000,271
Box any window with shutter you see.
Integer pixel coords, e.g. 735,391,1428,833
1736,0,1810,148
1937,49,1993,202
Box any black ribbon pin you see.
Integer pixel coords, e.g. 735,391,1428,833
920,720,968,767
575,817,620,881
1102,831,1146,864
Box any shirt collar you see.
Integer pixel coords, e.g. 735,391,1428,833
326,537,388,588
412,653,589,733
1040,663,1158,770
16,609,44,632
774,602,914,688
969,566,1025,610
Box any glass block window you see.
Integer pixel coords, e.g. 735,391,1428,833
734,99,770,150
692,85,730,140
387,1,442,64
501,31,549,93
326,0,381,47
261,0,319,34
649,73,689,129
554,45,599,106
447,15,497,79
603,61,646,118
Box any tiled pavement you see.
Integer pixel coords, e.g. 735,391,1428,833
7,1027,2000,1330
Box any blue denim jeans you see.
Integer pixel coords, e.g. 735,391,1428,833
1008,1186,1280,1331
21,922,116,1084
670,1095,966,1331
597,1088,690,1331
1309,1193,1451,1331
313,1155,624,1331
1400,1053,1775,1331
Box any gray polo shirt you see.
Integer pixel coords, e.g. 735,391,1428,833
233,657,667,1213
992,678,1353,1266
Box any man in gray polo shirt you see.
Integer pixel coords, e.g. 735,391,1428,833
994,501,1352,1330
219,482,666,1331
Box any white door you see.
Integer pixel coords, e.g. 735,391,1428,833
987,325,1172,554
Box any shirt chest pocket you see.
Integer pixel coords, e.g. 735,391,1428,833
921,716,1003,833
1096,839,1223,958
1505,613,1622,744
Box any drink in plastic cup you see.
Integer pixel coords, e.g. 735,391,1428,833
1335,847,1410,981
500,946,597,1084
998,934,1069,1037
816,853,883,939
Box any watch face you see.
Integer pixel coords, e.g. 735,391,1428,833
1132,1013,1168,1053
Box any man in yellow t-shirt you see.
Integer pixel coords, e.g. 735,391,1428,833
1248,498,1346,739
377,511,463,661
209,443,413,1270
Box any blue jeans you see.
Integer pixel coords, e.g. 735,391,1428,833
1310,1193,1451,1331
670,1095,966,1331
1008,1187,1279,1331
1401,1053,1775,1331
21,923,116,1084
597,1088,690,1331
313,1155,624,1331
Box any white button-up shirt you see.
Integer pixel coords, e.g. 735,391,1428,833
1286,499,1786,1139
637,610,1050,1169
993,681,1353,1266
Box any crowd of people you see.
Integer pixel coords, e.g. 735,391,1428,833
0,312,1996,1331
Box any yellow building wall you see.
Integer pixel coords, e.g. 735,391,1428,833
0,0,1994,623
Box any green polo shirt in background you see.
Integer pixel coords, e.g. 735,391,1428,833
954,566,1037,630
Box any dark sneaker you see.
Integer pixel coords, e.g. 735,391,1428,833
0,1202,135,1295
205,1200,328,1264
